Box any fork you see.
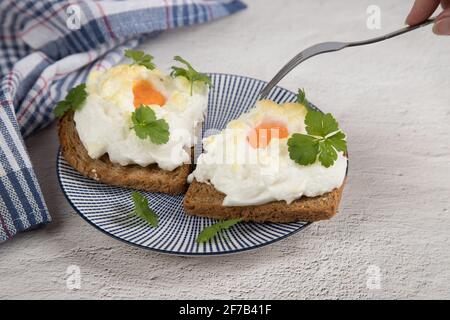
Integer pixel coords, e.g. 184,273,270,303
259,19,435,99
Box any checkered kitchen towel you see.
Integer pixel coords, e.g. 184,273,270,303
0,0,246,242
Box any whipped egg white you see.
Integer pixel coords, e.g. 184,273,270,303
74,64,208,171
188,100,347,206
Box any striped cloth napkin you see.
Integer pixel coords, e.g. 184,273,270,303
0,0,246,242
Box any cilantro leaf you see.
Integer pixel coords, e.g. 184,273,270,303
142,119,169,144
288,89,347,168
125,49,155,70
318,140,338,168
305,110,339,137
53,83,87,117
297,88,310,107
170,55,212,95
131,105,170,144
132,104,156,124
196,218,243,243
304,110,324,136
53,101,71,118
321,113,339,136
327,131,347,152
131,191,158,228
287,134,320,166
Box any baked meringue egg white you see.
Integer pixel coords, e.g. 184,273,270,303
188,100,348,206
74,64,208,171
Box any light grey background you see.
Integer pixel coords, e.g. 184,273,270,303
1,0,449,299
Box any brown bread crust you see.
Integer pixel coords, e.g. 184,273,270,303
183,179,346,222
58,112,190,194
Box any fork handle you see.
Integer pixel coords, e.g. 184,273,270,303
347,18,435,47
260,18,436,99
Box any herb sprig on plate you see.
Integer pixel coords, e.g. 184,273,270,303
131,191,159,228
196,218,243,243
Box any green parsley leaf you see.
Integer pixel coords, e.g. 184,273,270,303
131,191,158,228
305,110,339,137
53,83,87,117
287,134,320,166
196,218,243,243
170,55,212,95
297,88,310,108
288,89,347,168
131,105,170,144
327,131,347,152
125,49,156,70
53,101,71,118
318,140,338,168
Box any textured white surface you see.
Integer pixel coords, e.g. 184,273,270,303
1,0,449,299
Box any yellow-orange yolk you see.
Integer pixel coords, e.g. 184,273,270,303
133,80,166,108
247,121,289,148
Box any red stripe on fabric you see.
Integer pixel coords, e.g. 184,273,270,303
0,35,18,40
7,71,14,90
0,213,12,239
0,2,69,40
95,61,107,71
36,52,52,63
3,0,108,41
20,1,74,37
17,52,94,121
0,2,67,40
93,2,116,39
10,1,55,34
17,76,49,122
5,71,16,101
0,98,13,105
205,1,213,20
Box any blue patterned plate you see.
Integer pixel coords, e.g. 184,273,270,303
57,73,312,255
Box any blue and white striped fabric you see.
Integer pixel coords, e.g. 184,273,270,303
0,0,246,242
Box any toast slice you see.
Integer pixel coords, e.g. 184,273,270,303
58,112,190,194
183,179,346,222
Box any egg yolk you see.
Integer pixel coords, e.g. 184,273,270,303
133,80,166,108
247,121,289,148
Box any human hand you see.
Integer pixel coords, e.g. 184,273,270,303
406,0,450,35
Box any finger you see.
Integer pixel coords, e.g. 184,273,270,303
436,6,450,20
406,0,440,25
433,8,450,34
442,0,450,9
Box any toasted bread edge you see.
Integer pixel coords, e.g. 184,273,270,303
183,179,346,222
58,112,190,195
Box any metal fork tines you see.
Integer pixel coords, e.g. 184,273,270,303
259,18,435,99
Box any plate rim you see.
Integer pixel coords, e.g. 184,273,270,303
56,72,316,256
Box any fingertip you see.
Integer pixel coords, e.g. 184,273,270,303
405,0,440,25
405,17,414,26
405,12,416,25
433,18,450,35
